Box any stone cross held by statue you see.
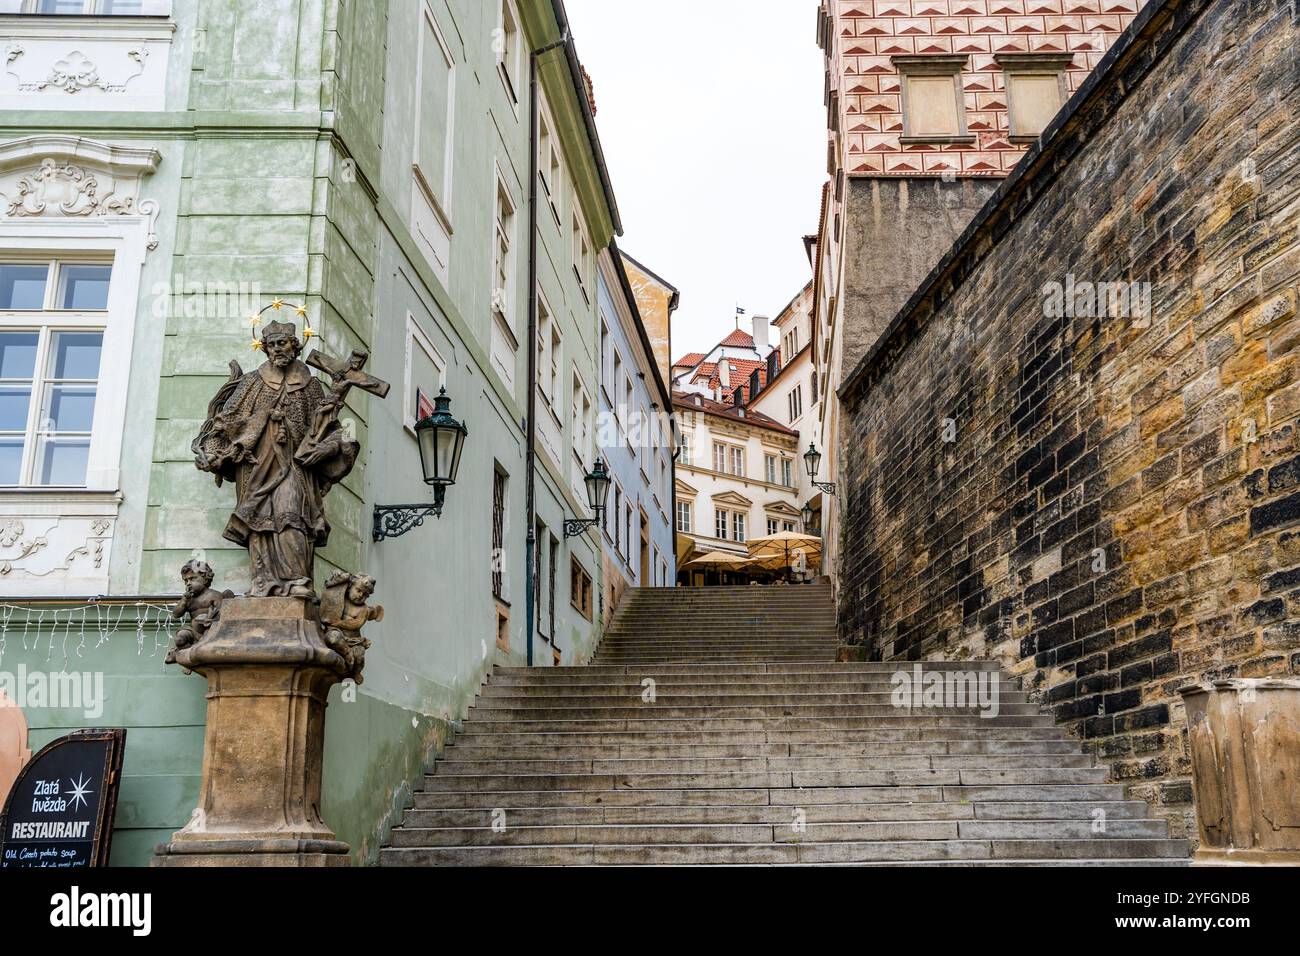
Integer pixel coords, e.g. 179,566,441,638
305,348,391,445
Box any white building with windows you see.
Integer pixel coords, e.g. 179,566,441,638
750,280,826,531
672,389,802,574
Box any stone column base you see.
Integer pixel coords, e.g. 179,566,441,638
154,838,350,868
153,596,354,868
1193,847,1300,866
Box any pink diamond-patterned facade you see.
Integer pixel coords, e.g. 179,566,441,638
830,0,1149,176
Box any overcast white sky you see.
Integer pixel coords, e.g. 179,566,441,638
565,0,828,359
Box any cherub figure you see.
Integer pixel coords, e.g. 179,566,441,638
319,570,384,683
167,560,233,663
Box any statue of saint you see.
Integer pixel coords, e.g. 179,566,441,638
192,320,387,598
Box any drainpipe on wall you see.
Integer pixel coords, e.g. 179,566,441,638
525,30,570,668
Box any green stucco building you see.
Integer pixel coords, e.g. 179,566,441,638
0,0,624,864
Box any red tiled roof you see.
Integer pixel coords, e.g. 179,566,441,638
719,328,756,348
671,390,797,436
673,352,706,368
690,358,772,404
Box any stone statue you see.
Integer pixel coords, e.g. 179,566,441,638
319,571,384,684
157,314,393,868
192,321,388,598
166,559,233,664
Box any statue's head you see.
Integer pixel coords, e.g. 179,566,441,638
181,559,215,591
346,574,376,605
261,321,302,369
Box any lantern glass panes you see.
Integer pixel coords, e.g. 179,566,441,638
415,387,467,487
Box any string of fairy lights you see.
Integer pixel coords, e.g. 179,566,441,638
0,602,175,672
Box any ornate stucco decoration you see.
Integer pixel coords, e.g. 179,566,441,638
0,135,162,250
5,44,149,95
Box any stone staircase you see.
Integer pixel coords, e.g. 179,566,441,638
381,584,1189,865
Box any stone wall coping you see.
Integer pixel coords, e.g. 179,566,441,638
1179,678,1300,696
839,0,1211,403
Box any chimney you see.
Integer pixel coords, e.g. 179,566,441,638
752,315,771,357
719,361,731,389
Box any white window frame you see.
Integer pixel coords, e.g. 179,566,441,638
7,0,172,12
572,213,591,300
402,312,447,436
491,164,517,331
495,0,523,110
536,290,560,407
412,1,456,263
676,499,692,533
0,218,146,493
538,102,563,226
571,370,591,469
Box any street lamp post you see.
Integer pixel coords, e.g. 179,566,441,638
803,442,836,495
372,387,469,541
564,460,612,538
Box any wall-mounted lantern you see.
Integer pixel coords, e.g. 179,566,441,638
803,442,837,495
564,459,611,538
372,387,469,541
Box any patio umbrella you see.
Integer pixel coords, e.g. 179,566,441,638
746,531,823,578
686,550,755,572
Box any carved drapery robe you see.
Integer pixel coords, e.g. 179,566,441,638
212,361,357,596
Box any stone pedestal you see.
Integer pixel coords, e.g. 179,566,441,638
1179,678,1300,866
153,597,351,867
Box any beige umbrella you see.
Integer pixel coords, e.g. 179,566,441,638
675,532,698,566
746,531,823,578
686,550,755,572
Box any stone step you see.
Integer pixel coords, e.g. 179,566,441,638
450,727,1069,746
589,655,843,663
466,703,1042,720
459,715,1058,732
494,662,1002,675
410,782,1130,809
595,638,840,647
379,838,1188,866
398,800,1154,828
442,739,1083,759
388,817,1169,848
418,767,1110,792
474,690,1029,707
432,754,1095,775
488,674,1015,689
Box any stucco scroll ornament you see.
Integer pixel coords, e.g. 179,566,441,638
7,46,148,94
5,158,160,249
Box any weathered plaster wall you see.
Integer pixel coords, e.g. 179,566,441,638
837,0,1300,838
839,177,998,378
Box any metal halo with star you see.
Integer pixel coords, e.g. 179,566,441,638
245,298,316,351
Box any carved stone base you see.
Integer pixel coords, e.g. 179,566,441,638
153,597,352,868
1180,678,1300,866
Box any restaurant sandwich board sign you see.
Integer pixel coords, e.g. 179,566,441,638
0,728,126,868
